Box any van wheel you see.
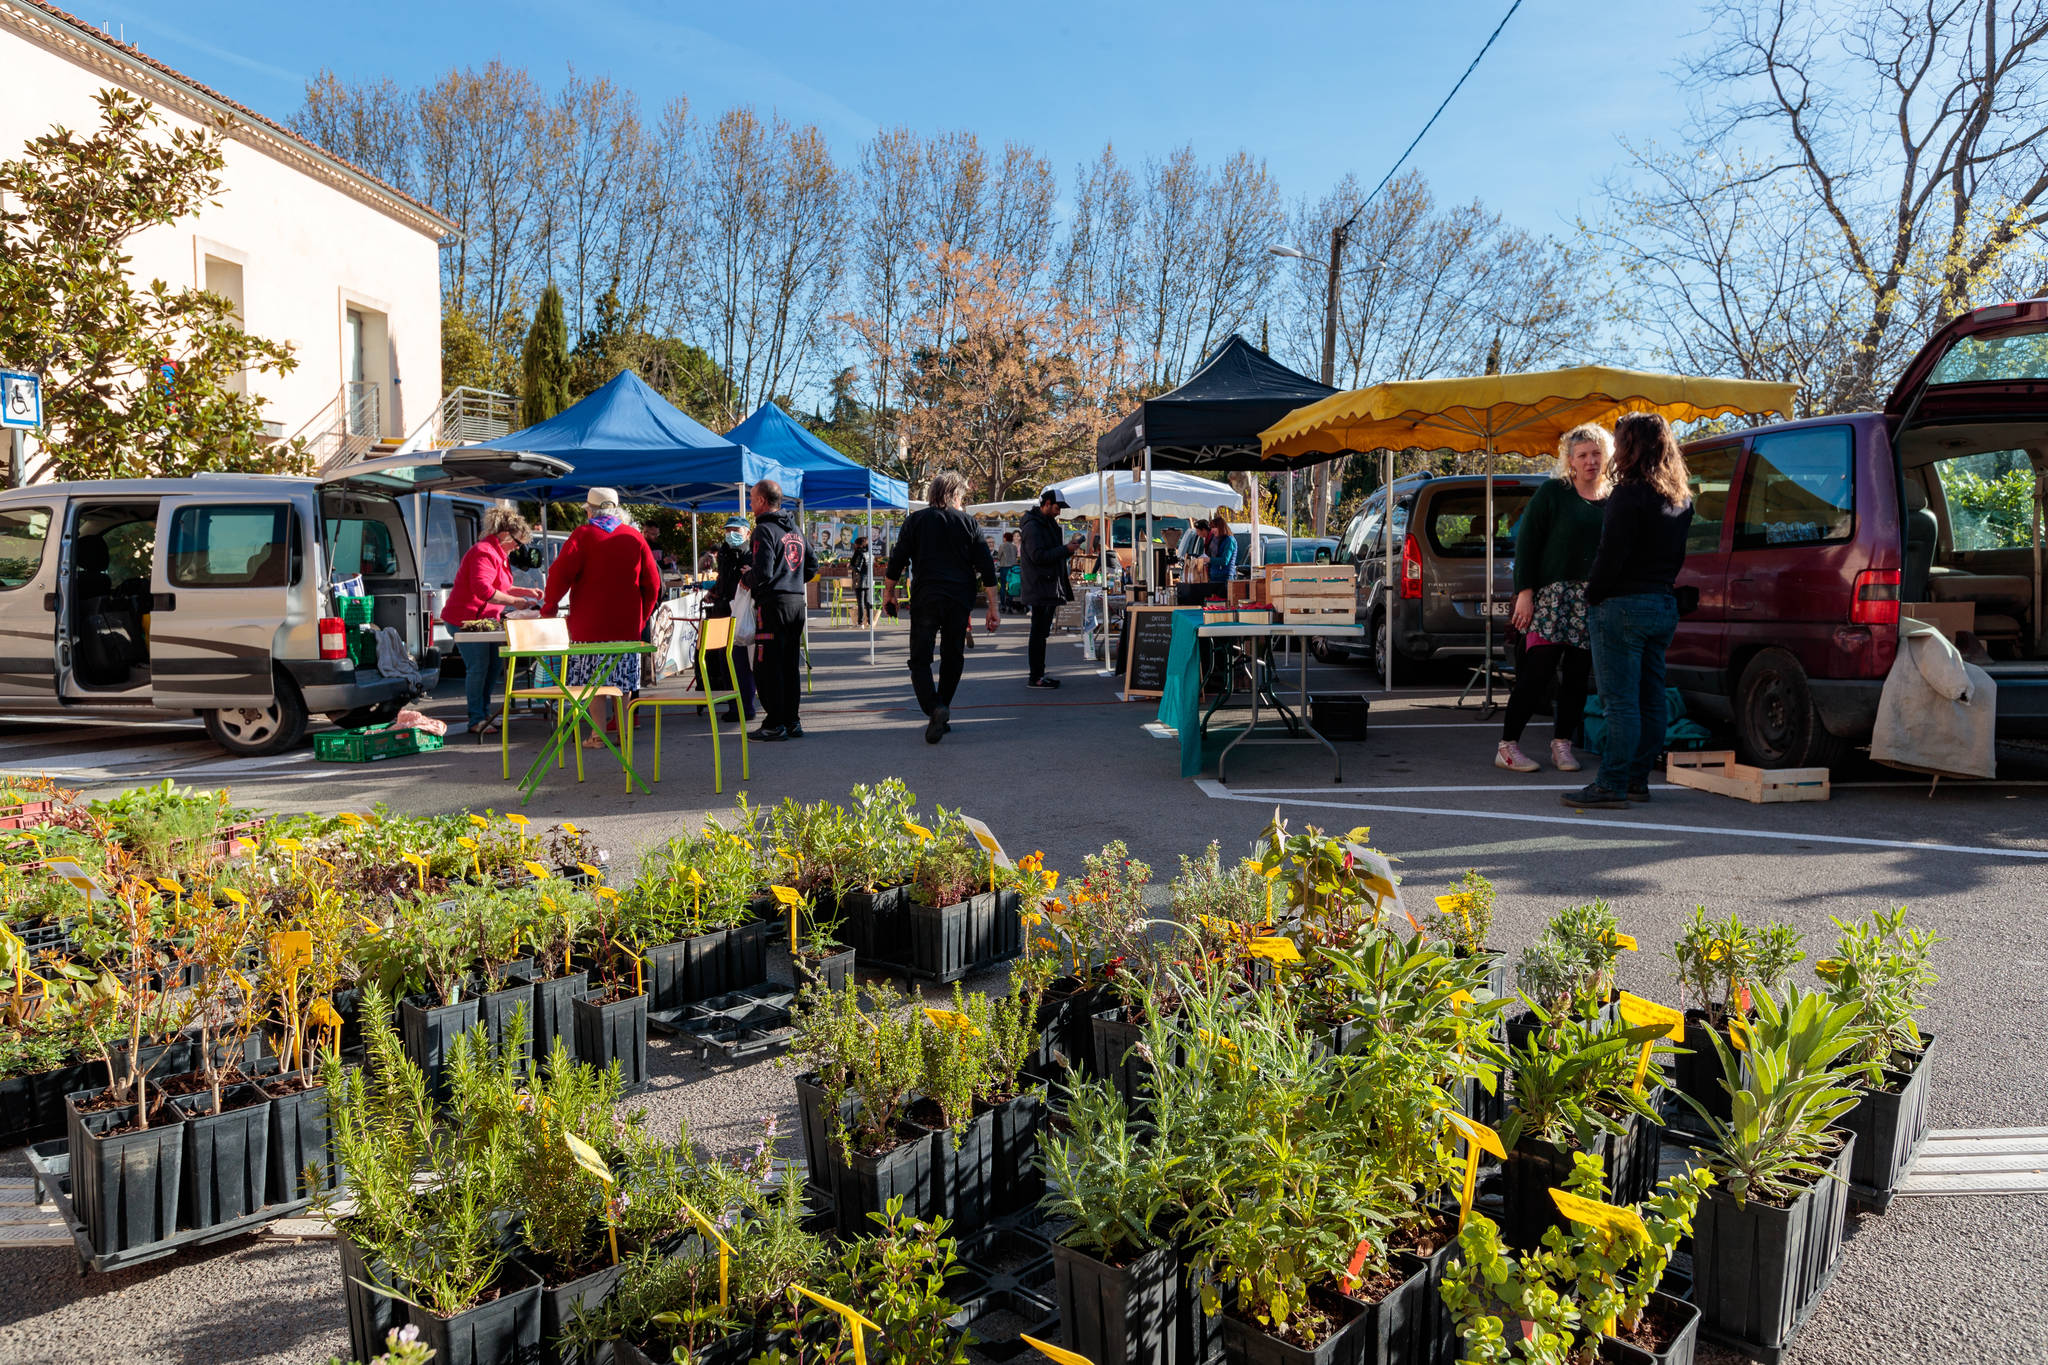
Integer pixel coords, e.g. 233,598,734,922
1363,608,1387,683
204,671,309,756
1735,648,1848,769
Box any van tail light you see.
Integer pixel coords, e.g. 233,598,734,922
318,616,348,660
1400,533,1423,599
1851,568,1900,625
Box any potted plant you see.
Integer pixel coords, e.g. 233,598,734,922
449,883,536,1073
811,981,935,1233
1496,1014,1671,1248
816,779,921,968
377,897,483,1103
909,980,1041,1231
1508,902,1632,1051
522,880,594,1073
1681,984,1872,1356
904,810,1001,983
1666,909,1804,1124
573,888,649,1087
1817,906,1941,1207
64,879,193,1257
628,827,758,1010
769,1197,973,1365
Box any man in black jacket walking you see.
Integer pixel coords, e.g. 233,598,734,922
1018,487,1074,687
884,468,999,743
743,479,816,740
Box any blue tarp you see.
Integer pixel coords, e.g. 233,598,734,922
457,371,802,504
723,403,911,510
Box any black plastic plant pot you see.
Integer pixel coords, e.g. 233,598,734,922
0,1072,39,1147
1691,1134,1855,1353
908,896,978,982
1033,978,1108,1079
400,995,483,1103
928,1106,996,1232
1333,1251,1436,1365
989,1090,1045,1216
835,884,912,967
1391,1240,1458,1365
1054,1242,1182,1365
520,1251,627,1365
27,1057,101,1146
480,981,536,1074
1840,1031,1937,1205
340,1227,407,1365
724,917,771,992
646,929,730,1009
1499,1113,1662,1250
405,1261,544,1365
1668,1012,1732,1126
619,1327,756,1365
1217,1289,1366,1365
830,1124,937,1235
172,1083,272,1229
1092,1008,1154,1110
1598,1292,1701,1365
266,1071,338,1203
793,1071,859,1202
64,1089,185,1257
981,887,1024,962
533,972,590,1072
796,947,856,994
572,991,649,1088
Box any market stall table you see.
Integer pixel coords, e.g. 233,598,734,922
1196,620,1367,784
498,637,656,802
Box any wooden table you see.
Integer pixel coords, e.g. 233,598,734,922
1196,621,1368,784
498,640,655,803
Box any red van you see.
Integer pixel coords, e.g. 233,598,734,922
1675,299,2047,768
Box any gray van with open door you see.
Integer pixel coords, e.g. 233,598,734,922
0,448,569,755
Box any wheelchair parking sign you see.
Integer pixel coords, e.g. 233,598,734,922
0,371,40,429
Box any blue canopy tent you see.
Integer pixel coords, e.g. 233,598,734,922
453,371,803,567
725,403,912,663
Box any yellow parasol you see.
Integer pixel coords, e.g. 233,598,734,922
1260,367,1799,705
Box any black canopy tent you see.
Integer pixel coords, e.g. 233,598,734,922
1090,338,1337,659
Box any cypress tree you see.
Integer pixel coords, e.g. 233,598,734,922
522,282,571,423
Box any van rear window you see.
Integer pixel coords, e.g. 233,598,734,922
1426,489,1531,557
0,507,51,590
167,505,299,588
1735,426,1854,550
1927,326,2048,385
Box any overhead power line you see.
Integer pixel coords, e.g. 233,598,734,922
1344,0,1527,232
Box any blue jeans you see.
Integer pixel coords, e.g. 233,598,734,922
1589,593,1678,794
458,640,502,728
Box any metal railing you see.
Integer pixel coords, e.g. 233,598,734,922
345,380,382,438
394,387,522,454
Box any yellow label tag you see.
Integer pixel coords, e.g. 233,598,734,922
337,811,365,827
1196,914,1245,939
791,1284,880,1335
1247,936,1303,965
468,814,491,829
457,836,478,850
1550,1188,1647,1241
1022,1337,1095,1365
505,813,529,828
155,877,184,896
269,930,313,971
924,1007,983,1036
45,860,107,900
1607,932,1638,951
903,819,932,842
961,815,1013,869
1445,1111,1506,1160
1616,992,1686,1041
310,997,343,1030
272,836,303,853
1448,988,1476,1011
221,888,249,907
1728,1017,1750,1052
769,884,806,907
401,852,427,868
523,860,550,881
577,862,602,881
563,1131,614,1185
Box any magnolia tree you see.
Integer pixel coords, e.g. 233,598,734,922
0,88,307,482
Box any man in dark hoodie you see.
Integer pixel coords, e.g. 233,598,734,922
1018,486,1075,687
885,468,999,743
743,479,816,740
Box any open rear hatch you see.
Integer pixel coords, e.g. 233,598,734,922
320,448,573,495
1888,299,2048,429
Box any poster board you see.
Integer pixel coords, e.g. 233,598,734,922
1121,604,1180,699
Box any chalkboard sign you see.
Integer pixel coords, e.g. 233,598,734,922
1122,605,1180,699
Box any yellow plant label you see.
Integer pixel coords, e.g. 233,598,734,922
577,862,602,880
310,997,343,1030
1021,1336,1095,1365
904,819,932,842
457,836,478,850
1247,936,1303,965
1729,1017,1750,1052
1615,993,1686,1041
961,815,1013,869
269,930,313,971
1607,932,1638,951
506,813,529,827
523,860,550,881
1549,1188,1647,1241
770,885,806,907
45,860,107,900
924,1007,983,1036
272,836,303,853
791,1284,880,1333
1444,1112,1506,1159
1448,988,1476,1011
563,1131,613,1185
468,814,491,829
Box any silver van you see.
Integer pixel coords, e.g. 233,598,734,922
0,449,568,755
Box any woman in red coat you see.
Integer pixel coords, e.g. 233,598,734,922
542,487,662,746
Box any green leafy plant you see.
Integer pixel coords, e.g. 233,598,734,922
1036,1080,1187,1260
1499,1013,1670,1154
1428,869,1497,954
1815,906,1940,1071
817,1197,971,1365
1681,983,1873,1205
1670,908,1805,1027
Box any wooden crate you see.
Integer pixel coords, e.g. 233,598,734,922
1262,564,1356,624
1665,751,1830,804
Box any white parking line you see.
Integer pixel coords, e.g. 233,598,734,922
1193,780,2048,860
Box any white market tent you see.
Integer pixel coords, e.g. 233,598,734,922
965,469,1243,520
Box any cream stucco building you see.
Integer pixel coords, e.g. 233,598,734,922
0,0,451,479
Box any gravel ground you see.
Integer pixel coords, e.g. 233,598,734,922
2,619,2044,1364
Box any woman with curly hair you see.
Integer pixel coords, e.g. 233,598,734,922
1568,412,1694,810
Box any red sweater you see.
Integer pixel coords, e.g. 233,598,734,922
542,522,662,643
441,536,512,627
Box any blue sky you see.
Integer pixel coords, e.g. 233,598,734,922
87,0,1711,237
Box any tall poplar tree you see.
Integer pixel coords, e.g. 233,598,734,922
522,281,571,422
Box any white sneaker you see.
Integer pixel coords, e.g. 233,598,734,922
1495,740,1539,773
1551,739,1581,772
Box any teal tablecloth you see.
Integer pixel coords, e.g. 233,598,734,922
1154,609,1210,778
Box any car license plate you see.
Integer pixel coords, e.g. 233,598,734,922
1478,599,1512,617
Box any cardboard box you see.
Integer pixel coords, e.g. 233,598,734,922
1903,601,1974,644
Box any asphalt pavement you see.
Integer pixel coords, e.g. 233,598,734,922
2,615,2044,1365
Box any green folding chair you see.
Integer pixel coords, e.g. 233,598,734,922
624,614,749,794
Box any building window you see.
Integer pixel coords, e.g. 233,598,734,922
204,256,246,396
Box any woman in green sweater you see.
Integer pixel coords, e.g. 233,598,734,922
1496,423,1611,772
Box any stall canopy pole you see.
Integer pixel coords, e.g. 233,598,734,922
866,496,876,667
1143,447,1155,601
1483,445,1497,709
1384,451,1395,695
690,506,698,575
1097,467,1114,674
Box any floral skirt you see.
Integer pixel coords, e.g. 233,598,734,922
565,648,642,693
1530,580,1590,651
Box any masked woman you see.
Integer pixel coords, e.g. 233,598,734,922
703,515,757,723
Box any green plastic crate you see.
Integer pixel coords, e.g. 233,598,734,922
314,724,444,763
337,596,378,668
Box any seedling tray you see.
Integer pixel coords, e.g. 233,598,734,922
314,724,445,764
651,984,799,1063
24,1139,310,1275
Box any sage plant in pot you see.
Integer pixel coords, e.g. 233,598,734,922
1816,906,1941,1205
